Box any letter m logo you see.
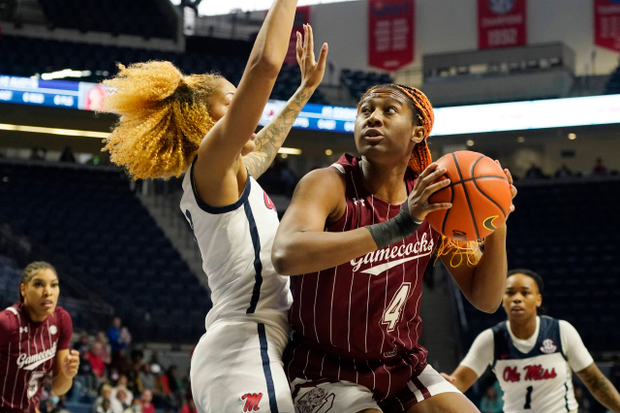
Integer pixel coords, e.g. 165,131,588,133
241,393,262,412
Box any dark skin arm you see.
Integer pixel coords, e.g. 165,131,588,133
440,365,479,393
577,363,620,413
439,164,516,313
272,163,451,275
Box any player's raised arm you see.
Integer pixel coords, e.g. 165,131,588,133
195,0,299,187
244,24,328,179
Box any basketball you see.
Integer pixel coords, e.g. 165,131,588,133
426,151,512,241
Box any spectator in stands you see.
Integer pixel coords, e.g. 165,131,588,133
46,393,70,413
30,146,46,161
93,384,123,413
87,342,107,380
140,390,155,413
120,326,132,347
108,317,129,374
163,365,182,403
525,163,544,179
59,146,76,163
112,374,134,405
73,332,89,355
115,389,130,412
179,397,197,413
479,384,503,413
554,164,573,179
124,399,142,413
593,157,608,176
96,331,112,364
137,363,155,393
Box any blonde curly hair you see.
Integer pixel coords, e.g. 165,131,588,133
101,61,223,179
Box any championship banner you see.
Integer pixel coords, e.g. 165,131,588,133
368,0,415,71
285,6,311,65
478,0,526,49
594,0,620,53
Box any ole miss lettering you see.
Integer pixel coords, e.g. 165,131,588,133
503,365,557,382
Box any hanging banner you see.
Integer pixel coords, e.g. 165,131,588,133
594,0,620,53
478,0,527,49
285,6,311,65
368,0,415,71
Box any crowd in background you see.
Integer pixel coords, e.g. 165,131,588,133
39,317,196,413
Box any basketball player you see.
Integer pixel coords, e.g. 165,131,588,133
441,269,620,413
99,1,328,411
0,261,79,413
271,84,517,413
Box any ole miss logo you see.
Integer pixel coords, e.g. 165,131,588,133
241,393,262,412
264,192,276,211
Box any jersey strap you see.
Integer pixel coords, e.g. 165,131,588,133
491,316,564,368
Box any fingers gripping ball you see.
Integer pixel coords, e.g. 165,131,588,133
426,151,512,241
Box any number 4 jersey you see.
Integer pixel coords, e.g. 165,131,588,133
461,316,594,413
0,303,73,413
285,154,441,400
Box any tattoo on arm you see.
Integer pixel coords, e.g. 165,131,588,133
578,364,620,412
244,87,313,179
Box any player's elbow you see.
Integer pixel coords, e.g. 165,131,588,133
247,54,280,79
473,297,502,314
271,243,296,276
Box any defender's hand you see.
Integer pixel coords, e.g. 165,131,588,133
296,24,328,91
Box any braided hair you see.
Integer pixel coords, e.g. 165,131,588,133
19,261,56,302
359,84,484,265
358,84,434,175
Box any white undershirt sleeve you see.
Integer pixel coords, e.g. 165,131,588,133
560,320,594,373
460,328,495,378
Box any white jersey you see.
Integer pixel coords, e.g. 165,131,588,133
460,316,593,413
180,164,293,333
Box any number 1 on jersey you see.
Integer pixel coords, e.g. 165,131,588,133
382,283,411,332
524,385,533,409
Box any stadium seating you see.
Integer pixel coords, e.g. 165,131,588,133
605,65,620,95
340,68,393,100
37,0,176,39
460,178,620,354
0,160,211,343
0,254,21,308
0,35,327,104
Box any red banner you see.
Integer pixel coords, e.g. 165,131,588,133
284,6,311,65
478,0,526,49
594,0,620,52
368,0,415,71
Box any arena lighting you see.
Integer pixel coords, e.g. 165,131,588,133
466,140,475,147
278,147,302,155
568,133,577,140
2,74,620,135
39,69,92,80
0,123,109,139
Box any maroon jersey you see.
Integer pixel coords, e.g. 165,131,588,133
285,154,441,401
0,303,73,413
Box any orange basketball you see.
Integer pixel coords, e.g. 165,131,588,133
426,151,512,241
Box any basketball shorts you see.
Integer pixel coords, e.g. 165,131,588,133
289,364,460,413
190,320,294,413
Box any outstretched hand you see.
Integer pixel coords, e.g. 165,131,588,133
296,24,328,91
407,163,453,222
440,372,457,384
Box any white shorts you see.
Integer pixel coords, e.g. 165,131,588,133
290,364,461,413
191,320,294,413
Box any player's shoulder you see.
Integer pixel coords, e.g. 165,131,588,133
0,304,20,338
52,306,72,323
297,165,346,194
